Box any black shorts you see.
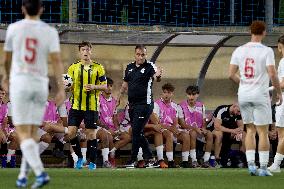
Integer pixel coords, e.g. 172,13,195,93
68,109,98,129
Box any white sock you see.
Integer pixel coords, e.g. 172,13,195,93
20,139,44,176
166,152,174,161
274,153,284,166
7,149,16,162
259,151,269,168
190,149,197,162
110,147,117,158
246,150,255,165
71,152,78,162
203,152,211,162
38,142,49,155
102,148,109,162
156,145,164,161
137,147,143,161
182,151,189,161
18,157,30,179
81,148,87,162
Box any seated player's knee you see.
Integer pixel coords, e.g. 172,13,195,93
40,133,52,144
190,130,197,139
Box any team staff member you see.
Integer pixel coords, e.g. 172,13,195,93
117,45,162,168
66,41,107,170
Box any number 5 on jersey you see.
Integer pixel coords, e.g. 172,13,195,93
25,38,38,64
244,58,255,79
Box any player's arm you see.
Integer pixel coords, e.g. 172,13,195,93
2,52,12,92
267,65,281,94
178,117,191,130
1,117,9,136
153,66,163,82
113,113,119,130
228,64,240,84
116,81,128,107
85,65,107,91
214,118,235,134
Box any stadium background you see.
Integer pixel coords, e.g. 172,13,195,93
0,0,284,109
0,1,284,188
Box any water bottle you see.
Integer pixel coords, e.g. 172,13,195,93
209,155,215,167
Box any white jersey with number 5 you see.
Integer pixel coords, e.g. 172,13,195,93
4,19,60,82
230,42,275,101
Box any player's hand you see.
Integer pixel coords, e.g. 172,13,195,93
84,84,94,91
55,88,66,106
201,128,208,135
153,124,164,133
1,75,9,92
269,130,277,140
276,92,283,106
232,128,242,135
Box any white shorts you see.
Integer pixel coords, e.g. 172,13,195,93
275,98,284,127
239,98,272,126
10,76,48,126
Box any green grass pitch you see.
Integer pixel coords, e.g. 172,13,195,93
1,168,284,189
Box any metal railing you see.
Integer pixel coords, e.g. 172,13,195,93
0,0,283,27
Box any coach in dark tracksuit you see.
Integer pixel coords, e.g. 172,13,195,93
117,45,162,167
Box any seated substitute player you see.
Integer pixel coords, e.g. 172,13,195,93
98,77,119,168
206,103,245,167
155,83,191,168
178,85,213,168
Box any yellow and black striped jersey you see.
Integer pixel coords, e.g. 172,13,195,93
67,60,107,111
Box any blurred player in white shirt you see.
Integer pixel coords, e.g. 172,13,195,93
268,35,284,172
1,0,65,188
229,21,282,176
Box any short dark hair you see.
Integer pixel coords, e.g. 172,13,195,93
162,83,175,92
278,35,284,45
135,44,146,51
106,77,113,85
186,85,199,95
78,41,92,50
22,0,42,16
250,21,266,35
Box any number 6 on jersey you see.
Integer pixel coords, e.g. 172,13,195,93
244,58,255,79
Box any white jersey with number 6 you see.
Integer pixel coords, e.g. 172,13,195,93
230,42,275,101
4,19,60,82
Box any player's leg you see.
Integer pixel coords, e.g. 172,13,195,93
153,130,167,168
202,131,213,168
96,128,112,168
38,133,52,155
269,103,284,172
189,130,199,167
65,109,84,169
129,105,153,165
212,130,223,167
6,131,18,168
177,132,190,168
269,128,284,172
254,100,273,176
84,110,100,170
163,130,176,168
